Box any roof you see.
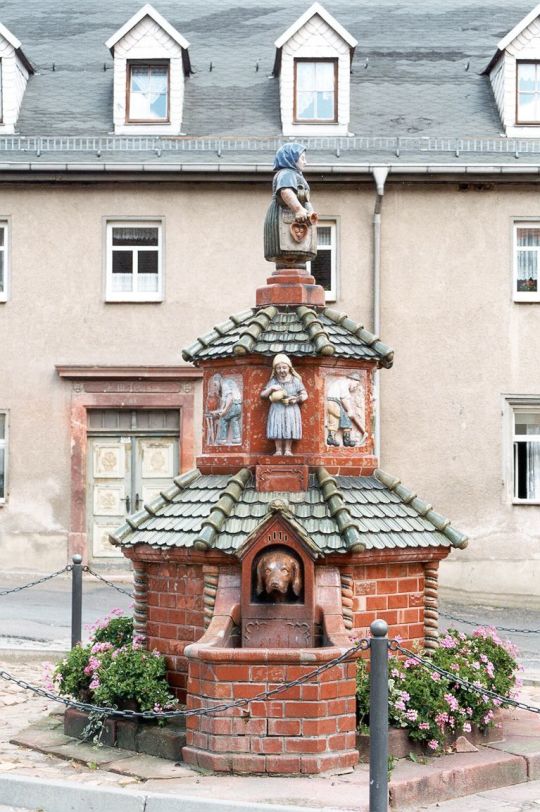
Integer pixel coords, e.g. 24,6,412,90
274,3,357,51
181,305,394,367
105,3,190,53
0,1,539,170
110,466,468,553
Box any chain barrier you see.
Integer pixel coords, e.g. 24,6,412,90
0,565,72,596
393,642,540,716
82,566,133,598
440,608,540,635
0,638,368,720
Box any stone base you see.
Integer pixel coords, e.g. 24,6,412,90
182,746,359,775
256,268,326,307
63,708,186,760
356,716,504,761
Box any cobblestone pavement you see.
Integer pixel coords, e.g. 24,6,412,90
0,654,142,791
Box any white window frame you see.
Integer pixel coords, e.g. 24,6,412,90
307,219,338,302
105,219,164,303
513,220,540,302
0,220,9,302
503,396,540,505
0,410,8,504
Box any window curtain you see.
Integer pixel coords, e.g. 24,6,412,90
527,426,540,499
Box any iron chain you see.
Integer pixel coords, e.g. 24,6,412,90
393,643,540,716
439,609,540,635
0,639,367,720
83,567,133,598
0,565,72,596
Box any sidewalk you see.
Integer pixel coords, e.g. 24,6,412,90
2,653,540,811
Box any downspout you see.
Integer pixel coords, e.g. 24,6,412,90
371,166,389,461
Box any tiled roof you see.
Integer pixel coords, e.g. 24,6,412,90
0,1,538,167
110,466,468,554
181,305,394,368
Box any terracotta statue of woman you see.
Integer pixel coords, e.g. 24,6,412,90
260,353,308,456
263,143,317,269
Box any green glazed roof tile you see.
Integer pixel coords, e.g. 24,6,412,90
181,305,394,366
114,467,467,554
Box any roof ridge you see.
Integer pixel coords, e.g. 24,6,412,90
109,468,201,547
296,306,335,356
316,467,366,552
181,308,254,362
233,306,277,355
374,468,468,548
193,468,251,550
322,307,394,368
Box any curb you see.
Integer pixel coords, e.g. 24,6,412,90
0,776,334,812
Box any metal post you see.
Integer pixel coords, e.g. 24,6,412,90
369,619,389,812
71,554,83,648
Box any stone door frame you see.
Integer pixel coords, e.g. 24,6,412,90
56,366,201,562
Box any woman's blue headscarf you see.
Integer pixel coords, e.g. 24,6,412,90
273,142,306,171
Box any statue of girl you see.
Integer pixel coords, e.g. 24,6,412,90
263,143,317,269
260,354,308,456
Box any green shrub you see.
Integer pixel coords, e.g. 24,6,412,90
54,612,177,714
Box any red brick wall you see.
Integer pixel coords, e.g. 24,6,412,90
183,658,359,775
350,563,425,647
145,562,206,702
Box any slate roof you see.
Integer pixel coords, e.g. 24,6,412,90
181,305,394,367
1,1,540,167
110,467,468,554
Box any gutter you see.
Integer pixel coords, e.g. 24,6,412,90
371,167,388,462
0,162,539,177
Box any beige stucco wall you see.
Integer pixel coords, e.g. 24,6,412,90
0,181,373,573
379,183,540,608
0,177,539,607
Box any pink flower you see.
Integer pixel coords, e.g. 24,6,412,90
428,739,439,750
91,641,113,654
444,693,459,712
431,672,441,682
440,635,456,649
463,722,471,733
394,700,406,711
406,709,418,722
404,658,418,669
418,722,430,730
89,677,100,690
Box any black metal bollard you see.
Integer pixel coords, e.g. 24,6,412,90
71,554,83,648
369,619,389,812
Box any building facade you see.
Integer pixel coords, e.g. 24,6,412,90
0,0,539,608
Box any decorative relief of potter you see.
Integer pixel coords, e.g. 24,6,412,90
253,547,303,604
263,143,318,269
326,372,367,448
260,354,308,456
205,372,243,446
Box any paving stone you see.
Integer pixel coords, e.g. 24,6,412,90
105,754,194,780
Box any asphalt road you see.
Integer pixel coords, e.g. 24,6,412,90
0,571,132,651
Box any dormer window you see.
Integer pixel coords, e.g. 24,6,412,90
273,3,356,137
0,23,33,134
127,62,169,123
484,5,540,136
516,62,540,123
105,4,190,136
294,59,337,123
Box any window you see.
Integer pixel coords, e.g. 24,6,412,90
0,223,7,301
308,221,337,301
127,63,169,123
517,62,540,124
294,59,337,122
106,222,163,302
0,412,7,503
514,222,540,301
513,408,540,502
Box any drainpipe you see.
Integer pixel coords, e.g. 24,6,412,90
371,166,388,461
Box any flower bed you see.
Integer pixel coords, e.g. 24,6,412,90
356,627,520,755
